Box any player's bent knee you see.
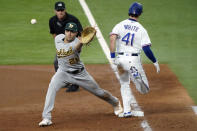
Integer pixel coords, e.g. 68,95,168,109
136,82,149,94
141,87,149,94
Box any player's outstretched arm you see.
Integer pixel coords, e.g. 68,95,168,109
75,39,83,52
143,45,160,73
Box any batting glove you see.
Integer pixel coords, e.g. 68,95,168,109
153,61,160,73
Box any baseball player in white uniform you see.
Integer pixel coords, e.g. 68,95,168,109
39,22,123,126
110,2,160,117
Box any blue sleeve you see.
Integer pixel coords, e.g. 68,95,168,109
143,45,157,63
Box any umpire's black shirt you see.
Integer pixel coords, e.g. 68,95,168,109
49,12,83,36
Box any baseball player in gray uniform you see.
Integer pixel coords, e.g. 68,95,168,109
39,22,123,126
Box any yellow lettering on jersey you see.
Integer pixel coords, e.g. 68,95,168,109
56,47,74,58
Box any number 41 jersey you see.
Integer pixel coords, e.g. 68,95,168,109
111,18,151,53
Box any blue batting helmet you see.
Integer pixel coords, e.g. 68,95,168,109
128,2,143,16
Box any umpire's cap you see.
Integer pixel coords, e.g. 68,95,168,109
128,2,143,16
65,22,78,32
55,1,66,10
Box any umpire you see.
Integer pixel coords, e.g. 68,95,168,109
49,1,83,92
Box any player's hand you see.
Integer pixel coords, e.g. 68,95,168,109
153,61,160,73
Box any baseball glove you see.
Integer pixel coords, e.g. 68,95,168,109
81,26,96,45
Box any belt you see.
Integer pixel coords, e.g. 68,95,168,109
118,52,138,56
67,67,84,74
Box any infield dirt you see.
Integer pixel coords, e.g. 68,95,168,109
0,64,197,131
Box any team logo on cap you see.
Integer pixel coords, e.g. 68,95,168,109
58,3,62,7
69,24,74,28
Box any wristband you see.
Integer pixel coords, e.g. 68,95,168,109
110,52,115,58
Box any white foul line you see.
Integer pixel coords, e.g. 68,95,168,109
79,0,152,130
78,0,110,62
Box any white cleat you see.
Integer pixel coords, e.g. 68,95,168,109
118,112,132,118
114,101,123,115
39,118,52,127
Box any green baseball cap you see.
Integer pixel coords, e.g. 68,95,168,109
65,22,78,32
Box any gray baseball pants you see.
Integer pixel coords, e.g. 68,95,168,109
42,68,118,120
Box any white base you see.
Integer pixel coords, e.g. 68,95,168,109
131,111,144,117
192,106,197,115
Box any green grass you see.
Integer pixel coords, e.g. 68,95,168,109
0,0,197,104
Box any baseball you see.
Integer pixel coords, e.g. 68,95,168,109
31,19,37,24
